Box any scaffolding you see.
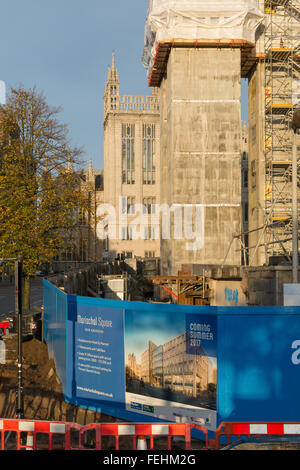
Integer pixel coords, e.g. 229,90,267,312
263,0,300,261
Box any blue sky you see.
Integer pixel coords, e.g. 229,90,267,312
0,0,248,170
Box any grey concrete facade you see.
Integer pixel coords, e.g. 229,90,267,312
159,48,242,275
248,62,266,267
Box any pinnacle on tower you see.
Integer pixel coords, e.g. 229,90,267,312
104,52,120,117
88,157,93,181
108,52,118,82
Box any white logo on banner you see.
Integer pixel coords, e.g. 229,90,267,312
291,340,300,365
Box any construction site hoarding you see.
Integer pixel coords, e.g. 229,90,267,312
43,280,300,433
142,0,264,73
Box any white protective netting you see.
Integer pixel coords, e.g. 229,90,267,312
142,0,264,72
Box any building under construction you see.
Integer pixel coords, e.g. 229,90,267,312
143,0,264,275
248,0,300,267
141,0,300,279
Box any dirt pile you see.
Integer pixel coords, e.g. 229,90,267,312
1,336,62,395
0,335,118,424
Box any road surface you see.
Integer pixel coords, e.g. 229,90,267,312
0,277,44,320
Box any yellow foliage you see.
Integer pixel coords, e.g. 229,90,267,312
0,86,88,276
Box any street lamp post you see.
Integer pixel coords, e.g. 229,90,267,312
0,255,23,418
14,256,23,419
292,109,300,283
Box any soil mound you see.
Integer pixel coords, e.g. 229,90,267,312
1,335,62,394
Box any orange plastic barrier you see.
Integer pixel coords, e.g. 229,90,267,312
0,418,81,450
212,421,300,450
0,323,9,335
0,419,209,451
6,418,300,450
79,422,209,450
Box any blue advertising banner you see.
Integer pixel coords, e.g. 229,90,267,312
186,314,217,357
65,295,125,408
124,309,217,430
217,307,300,423
43,280,300,431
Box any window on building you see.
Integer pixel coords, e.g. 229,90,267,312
243,202,249,223
110,86,117,110
128,227,133,240
121,226,133,240
120,196,135,215
78,208,87,226
142,124,156,185
121,227,127,240
80,238,88,262
142,197,156,214
127,196,135,214
65,244,76,261
243,169,248,188
251,160,256,189
122,124,135,184
95,174,103,191
145,251,155,258
104,236,109,251
251,124,256,144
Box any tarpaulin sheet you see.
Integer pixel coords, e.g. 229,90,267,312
142,0,264,72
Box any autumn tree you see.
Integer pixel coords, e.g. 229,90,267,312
0,86,90,310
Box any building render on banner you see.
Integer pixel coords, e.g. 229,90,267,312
127,333,210,398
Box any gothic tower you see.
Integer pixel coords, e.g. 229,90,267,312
103,54,161,260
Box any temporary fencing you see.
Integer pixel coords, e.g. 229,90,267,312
2,418,300,450
212,421,300,450
79,422,209,450
0,418,81,450
0,323,9,336
0,419,208,451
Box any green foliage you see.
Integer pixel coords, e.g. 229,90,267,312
0,86,89,276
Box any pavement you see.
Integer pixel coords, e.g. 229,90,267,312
0,277,44,320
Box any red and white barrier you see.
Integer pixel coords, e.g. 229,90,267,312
213,421,300,449
1,418,300,451
0,419,80,450
79,422,207,450
0,322,9,336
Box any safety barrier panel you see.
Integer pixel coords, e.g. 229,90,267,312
6,418,300,450
0,323,9,335
78,422,209,450
0,418,81,450
0,419,209,451
212,421,300,450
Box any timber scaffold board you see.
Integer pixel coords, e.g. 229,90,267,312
148,38,260,87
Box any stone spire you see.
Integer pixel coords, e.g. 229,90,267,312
88,157,93,181
109,52,118,81
104,52,120,118
66,152,72,172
